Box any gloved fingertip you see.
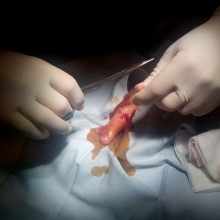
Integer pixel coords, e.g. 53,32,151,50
67,125,73,133
77,104,84,111
33,129,50,140
135,84,146,92
132,96,141,106
73,99,85,111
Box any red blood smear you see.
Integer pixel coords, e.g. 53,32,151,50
99,91,138,136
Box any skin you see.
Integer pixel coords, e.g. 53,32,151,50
100,88,140,145
0,50,84,139
133,7,220,116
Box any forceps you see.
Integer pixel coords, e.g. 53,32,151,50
81,58,154,95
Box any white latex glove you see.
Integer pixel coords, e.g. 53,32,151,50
0,50,84,139
133,7,220,116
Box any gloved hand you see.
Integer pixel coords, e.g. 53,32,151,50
0,50,84,139
133,7,220,116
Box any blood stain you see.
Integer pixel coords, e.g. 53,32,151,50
91,166,109,177
110,95,120,106
87,89,139,177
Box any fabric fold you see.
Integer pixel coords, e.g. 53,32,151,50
175,128,220,192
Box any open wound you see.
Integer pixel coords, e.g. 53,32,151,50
87,89,139,177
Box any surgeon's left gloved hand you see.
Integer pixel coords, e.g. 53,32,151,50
133,6,220,116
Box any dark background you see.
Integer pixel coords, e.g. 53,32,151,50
0,2,219,65
0,1,220,134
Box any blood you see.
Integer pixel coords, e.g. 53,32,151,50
99,90,138,138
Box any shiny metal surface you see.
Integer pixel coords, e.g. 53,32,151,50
81,58,154,94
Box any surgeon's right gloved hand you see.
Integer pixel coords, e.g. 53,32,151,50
0,50,84,139
133,6,220,116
